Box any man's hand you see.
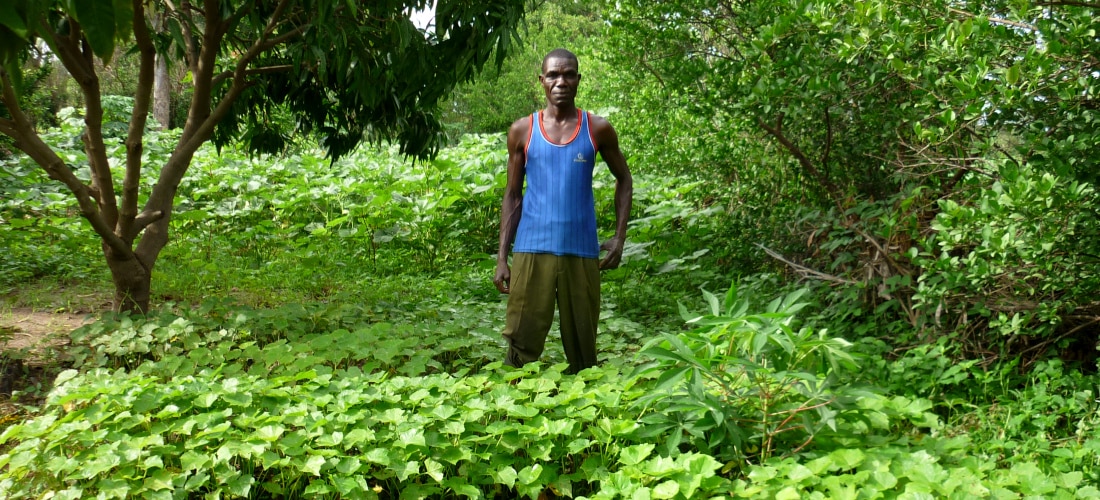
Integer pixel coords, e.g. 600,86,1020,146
599,237,625,270
494,262,511,293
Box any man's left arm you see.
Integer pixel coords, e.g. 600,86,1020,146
591,115,633,270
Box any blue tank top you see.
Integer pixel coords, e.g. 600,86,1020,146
513,109,599,258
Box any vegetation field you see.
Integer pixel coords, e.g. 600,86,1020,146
1,0,1099,498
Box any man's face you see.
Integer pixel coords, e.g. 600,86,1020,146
540,57,581,107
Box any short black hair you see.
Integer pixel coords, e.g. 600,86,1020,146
542,48,579,72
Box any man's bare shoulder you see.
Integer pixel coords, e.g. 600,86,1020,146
587,112,612,128
510,115,533,134
587,112,619,144
507,116,533,151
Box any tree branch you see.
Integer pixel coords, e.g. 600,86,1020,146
171,0,200,75
821,106,832,177
1034,1,1100,9
42,14,122,229
0,117,16,137
120,0,157,241
947,7,1038,32
756,114,842,196
180,1,299,156
133,210,165,232
0,70,134,258
140,0,300,261
35,19,93,84
210,65,296,87
756,244,858,285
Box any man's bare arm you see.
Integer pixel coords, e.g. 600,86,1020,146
495,118,530,293
591,114,633,270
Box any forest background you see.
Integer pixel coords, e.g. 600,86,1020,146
0,0,1098,498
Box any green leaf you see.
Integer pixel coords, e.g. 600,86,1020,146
702,289,721,315
395,460,419,481
518,463,543,485
96,478,130,499
226,474,254,497
444,478,481,499
495,465,518,488
0,2,28,39
72,0,117,60
619,443,655,466
652,480,679,499
776,486,801,500
142,468,173,491
828,448,865,469
424,458,445,482
300,454,326,476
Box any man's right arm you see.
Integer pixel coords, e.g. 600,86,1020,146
495,118,529,294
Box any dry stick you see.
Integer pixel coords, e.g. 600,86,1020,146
946,7,1039,32
1019,316,1100,368
756,244,859,285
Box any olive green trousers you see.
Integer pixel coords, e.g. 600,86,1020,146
502,252,600,374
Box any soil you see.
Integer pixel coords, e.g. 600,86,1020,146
0,309,93,419
0,308,91,360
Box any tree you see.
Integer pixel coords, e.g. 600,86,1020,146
0,0,526,313
444,0,607,135
600,0,1100,355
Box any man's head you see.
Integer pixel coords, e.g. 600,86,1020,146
540,48,581,108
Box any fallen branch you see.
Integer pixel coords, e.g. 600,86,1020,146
757,244,858,285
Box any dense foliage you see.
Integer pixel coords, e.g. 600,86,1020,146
601,0,1100,361
0,0,526,312
1,0,1099,497
3,127,1099,498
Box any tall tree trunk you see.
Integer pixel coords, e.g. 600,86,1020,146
104,244,152,314
153,54,170,129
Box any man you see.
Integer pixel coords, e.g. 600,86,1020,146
493,48,633,374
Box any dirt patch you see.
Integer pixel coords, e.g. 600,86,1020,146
0,309,93,413
1,308,93,361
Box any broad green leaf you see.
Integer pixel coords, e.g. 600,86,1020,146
495,465,518,488
829,448,866,469
300,454,325,476
142,468,173,491
518,463,543,485
702,289,721,316
72,0,117,60
395,460,419,481
226,474,254,497
424,458,445,482
619,443,655,466
0,2,28,38
96,478,130,499
652,480,679,499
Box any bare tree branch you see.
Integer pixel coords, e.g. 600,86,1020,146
120,0,158,242
0,70,133,258
756,114,842,196
947,7,1038,32
210,64,296,87
1034,1,1100,9
133,210,165,232
756,244,858,285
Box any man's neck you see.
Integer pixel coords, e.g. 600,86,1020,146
542,103,578,122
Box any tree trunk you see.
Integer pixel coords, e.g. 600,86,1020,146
104,243,152,314
153,54,170,129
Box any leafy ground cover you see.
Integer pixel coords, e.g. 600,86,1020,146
2,128,1098,498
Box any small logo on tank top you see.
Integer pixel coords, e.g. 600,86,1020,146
573,153,587,163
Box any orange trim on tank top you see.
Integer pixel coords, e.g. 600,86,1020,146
538,108,583,145
586,111,599,152
524,113,534,157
